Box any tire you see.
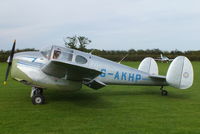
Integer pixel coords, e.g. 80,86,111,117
32,94,45,105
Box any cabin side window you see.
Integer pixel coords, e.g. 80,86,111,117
75,55,87,64
53,50,73,62
60,52,73,61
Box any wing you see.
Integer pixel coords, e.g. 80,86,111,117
41,60,102,81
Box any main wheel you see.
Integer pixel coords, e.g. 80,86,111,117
161,90,168,96
32,94,45,105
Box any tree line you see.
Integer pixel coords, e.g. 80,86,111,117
0,48,200,62
64,35,200,61
0,35,199,62
91,49,200,61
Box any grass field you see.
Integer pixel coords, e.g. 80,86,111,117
0,62,199,134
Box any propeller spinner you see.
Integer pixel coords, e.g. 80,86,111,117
4,40,16,85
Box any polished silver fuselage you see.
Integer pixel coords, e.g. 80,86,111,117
11,46,167,91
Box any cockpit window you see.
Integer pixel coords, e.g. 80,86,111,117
75,55,87,64
52,49,73,61
53,50,61,59
40,46,74,62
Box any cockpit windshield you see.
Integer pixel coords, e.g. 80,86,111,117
40,46,52,59
40,45,74,62
40,46,87,64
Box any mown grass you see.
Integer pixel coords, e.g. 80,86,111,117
0,62,199,134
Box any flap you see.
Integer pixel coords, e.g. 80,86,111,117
42,60,102,81
83,79,106,90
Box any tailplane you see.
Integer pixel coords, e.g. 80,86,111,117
139,56,194,90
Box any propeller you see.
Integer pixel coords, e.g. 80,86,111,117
4,40,16,85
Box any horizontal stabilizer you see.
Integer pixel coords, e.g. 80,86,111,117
149,75,166,80
166,56,193,89
138,57,158,75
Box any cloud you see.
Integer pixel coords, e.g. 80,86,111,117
0,0,200,50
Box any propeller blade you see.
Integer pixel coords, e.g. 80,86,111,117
4,40,16,85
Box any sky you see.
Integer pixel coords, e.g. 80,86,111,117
0,0,200,51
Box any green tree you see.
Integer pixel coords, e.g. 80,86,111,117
78,36,91,51
64,36,77,49
64,35,91,51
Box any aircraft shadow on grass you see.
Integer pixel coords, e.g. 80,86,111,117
46,90,112,109
45,87,190,108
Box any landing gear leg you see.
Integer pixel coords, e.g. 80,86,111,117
31,87,45,105
160,86,168,96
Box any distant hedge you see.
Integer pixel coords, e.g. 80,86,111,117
0,48,37,62
0,48,200,62
90,49,200,62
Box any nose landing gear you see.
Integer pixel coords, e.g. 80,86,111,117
31,87,45,105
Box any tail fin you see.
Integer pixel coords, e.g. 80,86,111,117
166,56,193,89
160,54,163,58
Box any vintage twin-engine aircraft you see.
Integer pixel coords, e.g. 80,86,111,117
4,40,194,104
